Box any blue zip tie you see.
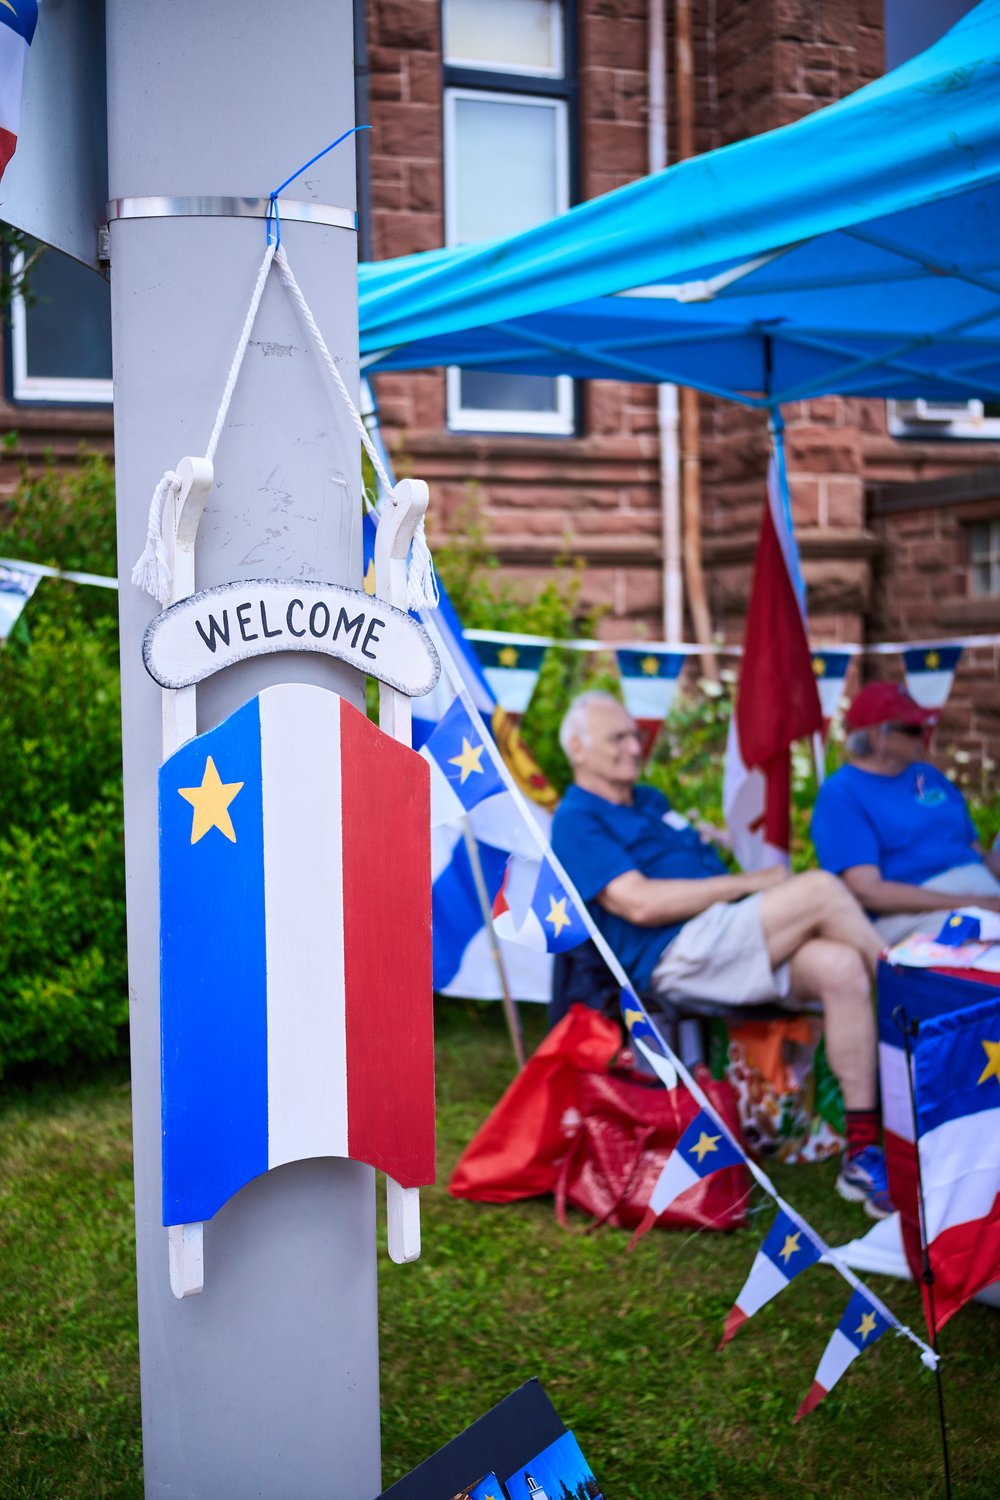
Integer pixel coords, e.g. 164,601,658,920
267,125,371,247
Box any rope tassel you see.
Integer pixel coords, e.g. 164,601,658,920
131,469,181,606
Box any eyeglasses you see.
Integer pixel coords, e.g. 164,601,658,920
883,722,925,738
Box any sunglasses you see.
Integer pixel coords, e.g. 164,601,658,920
883,722,925,738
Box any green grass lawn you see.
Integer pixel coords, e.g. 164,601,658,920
1,1001,997,1498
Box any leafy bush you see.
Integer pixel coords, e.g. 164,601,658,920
0,452,126,1078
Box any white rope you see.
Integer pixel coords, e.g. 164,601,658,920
204,243,277,464
275,246,439,611
131,238,438,613
130,469,181,606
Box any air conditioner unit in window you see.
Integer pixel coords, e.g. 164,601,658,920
891,398,985,424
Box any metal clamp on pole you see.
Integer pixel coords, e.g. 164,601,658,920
105,195,357,230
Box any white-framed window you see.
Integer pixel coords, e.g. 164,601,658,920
443,0,564,77
442,0,575,436
9,241,113,404
970,519,1000,596
887,399,1000,440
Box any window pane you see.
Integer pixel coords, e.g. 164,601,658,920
969,521,989,560
444,0,562,74
460,369,559,413
452,95,562,243
25,248,112,382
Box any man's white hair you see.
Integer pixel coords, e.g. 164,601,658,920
559,690,624,760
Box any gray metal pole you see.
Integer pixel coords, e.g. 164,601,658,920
105,6,382,1497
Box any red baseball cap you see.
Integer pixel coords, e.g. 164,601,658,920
845,681,937,732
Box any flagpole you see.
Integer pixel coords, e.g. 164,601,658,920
461,815,527,1071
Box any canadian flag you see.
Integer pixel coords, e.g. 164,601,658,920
724,439,822,870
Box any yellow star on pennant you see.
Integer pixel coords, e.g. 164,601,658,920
363,558,376,596
640,655,660,676
812,656,826,676
178,756,244,844
856,1310,878,1342
778,1231,802,1264
498,645,519,668
977,1038,1000,1087
546,895,572,939
448,736,485,784
623,1005,644,1032
689,1130,721,1164
925,650,941,670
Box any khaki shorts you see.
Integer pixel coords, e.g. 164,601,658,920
650,893,794,1008
875,862,1000,947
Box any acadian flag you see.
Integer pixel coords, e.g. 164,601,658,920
719,1208,822,1346
811,649,852,729
468,635,547,720
420,694,538,858
615,646,685,759
0,0,36,179
878,962,1000,1334
723,445,822,870
492,853,588,954
158,684,435,1227
0,562,39,641
620,984,679,1090
794,1290,887,1421
630,1107,744,1246
902,644,963,711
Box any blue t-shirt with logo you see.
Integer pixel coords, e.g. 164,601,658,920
551,783,728,992
811,761,981,885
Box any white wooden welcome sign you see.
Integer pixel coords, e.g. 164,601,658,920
144,578,439,696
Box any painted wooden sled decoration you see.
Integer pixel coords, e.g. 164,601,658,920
154,461,435,1297
143,577,439,696
158,686,434,1242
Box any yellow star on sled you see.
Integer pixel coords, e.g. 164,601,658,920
856,1310,878,1342
178,756,244,844
449,736,485,784
977,1038,1000,1087
779,1231,802,1264
689,1130,721,1164
546,895,572,939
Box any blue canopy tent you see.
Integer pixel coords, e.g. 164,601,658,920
358,0,1000,407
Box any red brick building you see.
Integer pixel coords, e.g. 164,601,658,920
4,0,998,761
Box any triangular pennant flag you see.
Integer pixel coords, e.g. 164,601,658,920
615,647,685,758
619,985,678,1091
794,1289,888,1422
0,564,40,642
630,1107,744,1248
901,644,963,710
810,649,852,728
422,695,506,821
719,1208,822,1346
469,637,547,718
492,854,588,954
419,696,539,858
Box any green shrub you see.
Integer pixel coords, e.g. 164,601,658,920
0,452,126,1079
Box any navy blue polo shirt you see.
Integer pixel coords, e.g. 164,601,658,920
811,761,981,884
552,783,728,992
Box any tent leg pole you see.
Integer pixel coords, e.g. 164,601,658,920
461,817,527,1072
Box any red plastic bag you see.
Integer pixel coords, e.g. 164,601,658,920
449,1004,749,1232
555,1066,749,1232
449,1004,621,1204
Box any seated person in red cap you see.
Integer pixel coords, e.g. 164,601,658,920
553,691,890,1218
811,680,1000,947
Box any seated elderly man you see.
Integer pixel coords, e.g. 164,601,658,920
811,681,1000,947
551,690,889,1217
